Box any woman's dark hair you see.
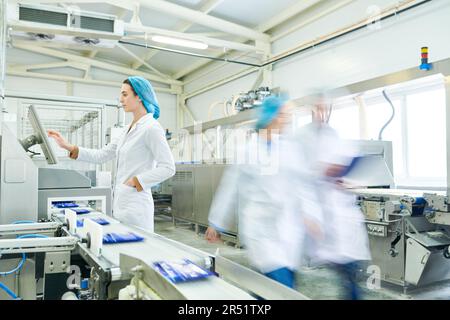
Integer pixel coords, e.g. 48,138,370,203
123,79,137,96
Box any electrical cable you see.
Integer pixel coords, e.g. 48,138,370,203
378,90,395,140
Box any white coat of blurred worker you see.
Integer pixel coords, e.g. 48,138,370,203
295,102,371,299
205,96,322,288
48,76,175,232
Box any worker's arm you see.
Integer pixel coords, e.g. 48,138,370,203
134,125,175,192
48,129,119,164
76,137,120,164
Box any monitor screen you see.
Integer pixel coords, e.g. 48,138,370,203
21,105,58,165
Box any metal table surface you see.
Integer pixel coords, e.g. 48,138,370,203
350,188,446,198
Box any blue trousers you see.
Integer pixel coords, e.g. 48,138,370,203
264,267,295,288
334,262,362,300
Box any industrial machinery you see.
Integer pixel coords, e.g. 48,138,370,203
355,189,450,291
0,221,78,300
342,141,450,291
0,104,109,299
0,104,111,224
233,87,273,112
38,167,112,220
171,163,237,239
0,209,308,300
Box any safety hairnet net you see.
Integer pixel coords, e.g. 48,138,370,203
127,76,160,119
255,96,287,130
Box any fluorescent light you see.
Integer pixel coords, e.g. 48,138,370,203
151,35,208,50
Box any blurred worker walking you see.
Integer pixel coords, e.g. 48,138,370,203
295,101,371,300
205,96,322,289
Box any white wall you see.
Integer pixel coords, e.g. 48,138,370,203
183,0,450,123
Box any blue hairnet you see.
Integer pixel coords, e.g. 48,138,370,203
127,76,160,119
255,96,287,130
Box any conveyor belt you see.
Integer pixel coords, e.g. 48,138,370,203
54,211,208,267
53,211,255,300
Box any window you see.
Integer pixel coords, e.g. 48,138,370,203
295,113,312,128
328,104,360,139
364,98,404,178
311,79,447,188
405,88,446,180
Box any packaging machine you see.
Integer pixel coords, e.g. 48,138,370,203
0,208,308,300
354,189,450,291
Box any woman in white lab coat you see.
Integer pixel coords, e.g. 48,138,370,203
206,97,322,288
48,76,175,232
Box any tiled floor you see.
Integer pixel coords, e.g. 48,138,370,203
154,214,450,300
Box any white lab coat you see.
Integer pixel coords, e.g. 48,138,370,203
208,134,322,273
77,113,175,231
295,123,371,264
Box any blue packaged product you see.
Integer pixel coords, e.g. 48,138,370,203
54,202,79,208
72,208,90,214
91,218,110,225
76,218,110,228
153,259,215,283
103,232,144,244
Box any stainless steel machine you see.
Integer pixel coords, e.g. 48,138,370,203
0,105,111,224
344,141,450,291
38,168,112,220
0,221,78,300
171,163,238,239
355,189,450,291
0,104,110,299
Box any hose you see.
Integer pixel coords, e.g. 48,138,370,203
0,282,19,299
1,234,49,276
378,90,395,140
0,233,50,300
16,234,49,239
12,220,35,224
207,101,225,121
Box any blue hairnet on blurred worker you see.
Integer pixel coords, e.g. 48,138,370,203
295,100,371,299
48,76,175,232
206,96,322,289
255,96,287,130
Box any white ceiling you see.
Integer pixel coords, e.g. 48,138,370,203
208,0,301,28
6,0,341,89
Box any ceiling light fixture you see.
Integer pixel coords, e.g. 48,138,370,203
151,35,208,50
